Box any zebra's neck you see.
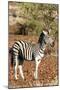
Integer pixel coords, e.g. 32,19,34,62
39,42,46,50
32,43,46,53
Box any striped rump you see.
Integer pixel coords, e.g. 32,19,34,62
13,40,33,60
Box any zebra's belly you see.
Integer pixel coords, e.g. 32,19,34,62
24,55,32,61
25,58,32,61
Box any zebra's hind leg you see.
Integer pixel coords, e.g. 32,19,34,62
14,55,19,80
18,53,24,80
18,65,24,80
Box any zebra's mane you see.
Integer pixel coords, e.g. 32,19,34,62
38,32,45,47
31,32,46,52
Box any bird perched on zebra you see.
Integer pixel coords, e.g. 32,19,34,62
9,28,54,80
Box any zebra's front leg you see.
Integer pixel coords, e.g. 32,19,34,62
34,59,41,79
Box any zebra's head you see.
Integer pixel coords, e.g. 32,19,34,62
38,29,55,48
45,36,55,47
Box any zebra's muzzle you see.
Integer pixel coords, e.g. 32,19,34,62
51,41,55,47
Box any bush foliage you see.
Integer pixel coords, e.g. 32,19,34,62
9,2,58,37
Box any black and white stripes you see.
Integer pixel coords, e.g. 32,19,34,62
12,31,48,63
10,30,54,80
12,40,33,60
12,39,45,65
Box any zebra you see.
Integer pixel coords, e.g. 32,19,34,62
9,30,54,80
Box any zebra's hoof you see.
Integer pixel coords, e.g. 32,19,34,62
20,76,25,80
14,76,18,80
34,72,38,80
34,77,38,80
18,76,24,80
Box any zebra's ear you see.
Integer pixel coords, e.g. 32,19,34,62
48,29,51,34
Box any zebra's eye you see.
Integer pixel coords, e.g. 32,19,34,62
37,59,40,62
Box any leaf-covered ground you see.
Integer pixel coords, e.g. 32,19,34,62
8,35,58,88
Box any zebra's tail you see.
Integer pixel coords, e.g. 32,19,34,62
9,47,13,67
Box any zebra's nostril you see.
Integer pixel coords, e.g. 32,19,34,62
51,41,54,47
53,41,55,45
